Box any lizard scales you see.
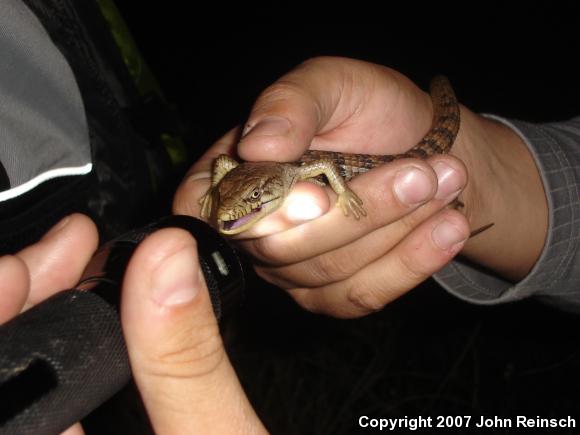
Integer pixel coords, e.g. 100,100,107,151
200,76,460,235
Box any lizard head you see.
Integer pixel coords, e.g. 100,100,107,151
215,162,292,235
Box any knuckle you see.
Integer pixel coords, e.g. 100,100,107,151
249,237,285,265
309,254,354,284
299,55,328,67
345,280,386,314
146,321,226,380
299,55,351,71
397,211,425,236
397,247,430,283
254,265,295,289
258,80,307,107
288,287,324,314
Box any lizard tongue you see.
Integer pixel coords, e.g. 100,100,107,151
223,208,261,231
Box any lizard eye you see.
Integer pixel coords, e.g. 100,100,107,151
249,189,262,200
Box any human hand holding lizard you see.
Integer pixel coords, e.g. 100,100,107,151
174,56,548,318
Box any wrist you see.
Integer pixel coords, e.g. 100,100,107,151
450,107,493,229
450,107,548,281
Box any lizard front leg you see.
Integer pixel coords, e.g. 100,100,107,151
199,154,239,219
298,159,366,219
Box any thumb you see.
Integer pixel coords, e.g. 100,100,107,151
121,228,266,434
238,56,348,162
238,57,432,162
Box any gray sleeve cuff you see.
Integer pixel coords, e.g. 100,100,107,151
433,115,580,312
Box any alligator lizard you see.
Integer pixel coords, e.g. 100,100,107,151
200,76,460,235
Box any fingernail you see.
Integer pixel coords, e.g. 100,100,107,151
42,216,70,239
432,220,468,251
151,246,200,306
433,161,464,201
242,116,291,138
393,167,433,205
286,194,323,221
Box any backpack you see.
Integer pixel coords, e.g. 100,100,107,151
0,0,191,254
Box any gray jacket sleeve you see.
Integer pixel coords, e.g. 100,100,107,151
433,115,580,313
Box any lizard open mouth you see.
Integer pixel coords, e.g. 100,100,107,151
221,207,263,232
219,197,280,234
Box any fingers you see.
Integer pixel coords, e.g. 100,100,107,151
242,155,466,265
16,214,98,306
0,255,29,323
287,209,470,318
238,158,433,246
121,228,266,435
1,215,97,433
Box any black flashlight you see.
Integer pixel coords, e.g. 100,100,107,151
0,215,245,435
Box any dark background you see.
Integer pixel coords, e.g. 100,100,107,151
110,3,580,434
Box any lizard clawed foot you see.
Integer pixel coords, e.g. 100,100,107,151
198,189,214,219
337,189,366,220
